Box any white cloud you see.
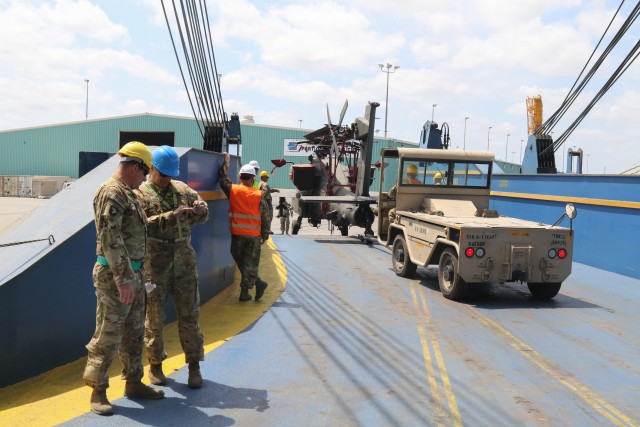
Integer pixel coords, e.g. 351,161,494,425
1,0,638,174
209,0,405,73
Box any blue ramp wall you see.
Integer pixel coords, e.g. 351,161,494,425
0,148,238,388
490,174,640,280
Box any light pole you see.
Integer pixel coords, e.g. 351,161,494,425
431,104,437,122
487,126,492,150
505,133,510,161
463,117,469,149
511,151,515,162
378,63,399,138
84,79,89,120
298,119,302,128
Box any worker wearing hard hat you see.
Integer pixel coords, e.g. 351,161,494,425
258,170,279,234
219,153,270,302
433,171,444,185
404,164,421,184
249,160,260,189
135,146,209,390
83,141,164,416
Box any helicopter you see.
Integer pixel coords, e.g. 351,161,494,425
270,100,379,236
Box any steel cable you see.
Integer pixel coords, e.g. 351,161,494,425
0,235,55,248
161,0,204,138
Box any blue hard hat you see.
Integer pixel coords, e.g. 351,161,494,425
152,146,180,177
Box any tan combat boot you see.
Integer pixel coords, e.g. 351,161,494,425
188,362,203,389
124,381,165,399
90,386,113,416
149,363,167,385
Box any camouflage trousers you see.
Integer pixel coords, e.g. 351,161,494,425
144,244,204,365
230,234,262,289
266,209,273,233
280,216,290,234
83,264,145,388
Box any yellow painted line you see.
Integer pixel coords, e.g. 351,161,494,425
417,287,463,427
466,306,637,427
410,282,445,424
0,239,286,426
491,190,640,210
410,281,463,427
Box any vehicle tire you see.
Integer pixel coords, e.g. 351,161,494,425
527,282,561,299
292,219,301,235
438,248,467,300
340,226,349,236
392,235,417,278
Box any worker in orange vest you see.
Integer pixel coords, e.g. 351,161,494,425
219,153,271,301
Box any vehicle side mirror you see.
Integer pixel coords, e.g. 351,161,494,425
553,203,577,230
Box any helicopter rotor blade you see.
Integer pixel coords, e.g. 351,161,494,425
337,99,348,128
327,103,339,156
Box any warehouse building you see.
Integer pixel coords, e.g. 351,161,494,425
0,113,413,195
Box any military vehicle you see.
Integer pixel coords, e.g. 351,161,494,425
376,147,576,300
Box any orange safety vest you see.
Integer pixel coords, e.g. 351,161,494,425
407,178,421,184
229,184,262,236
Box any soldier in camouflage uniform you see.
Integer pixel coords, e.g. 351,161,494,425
135,146,209,389
219,153,270,301
275,196,293,234
258,170,279,234
83,141,164,416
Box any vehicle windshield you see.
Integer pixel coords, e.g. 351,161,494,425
398,158,491,188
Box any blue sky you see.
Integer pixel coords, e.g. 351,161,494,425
1,0,639,174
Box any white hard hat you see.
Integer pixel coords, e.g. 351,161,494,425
240,164,256,176
249,160,260,169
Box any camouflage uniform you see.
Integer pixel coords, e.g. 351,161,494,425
275,200,293,234
219,162,270,290
83,177,147,389
259,180,278,232
136,180,208,365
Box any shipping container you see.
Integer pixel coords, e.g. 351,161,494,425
3,176,18,196
18,176,32,197
32,180,57,198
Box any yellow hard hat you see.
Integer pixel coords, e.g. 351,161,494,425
434,172,443,179
406,164,418,174
118,141,152,169
260,170,269,177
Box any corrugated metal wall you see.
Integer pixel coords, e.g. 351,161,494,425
0,114,414,184
0,114,202,178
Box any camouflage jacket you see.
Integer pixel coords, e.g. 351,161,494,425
93,176,147,288
135,180,209,245
258,181,278,209
218,161,270,240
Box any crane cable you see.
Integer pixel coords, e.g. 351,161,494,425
552,38,640,151
538,0,640,157
540,0,632,137
161,0,226,141
620,163,640,174
161,0,204,139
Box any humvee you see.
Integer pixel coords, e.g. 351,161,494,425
377,147,576,300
